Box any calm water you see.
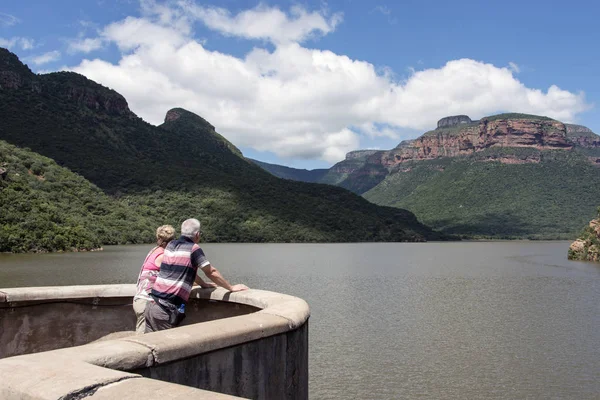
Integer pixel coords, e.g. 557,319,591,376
1,241,599,399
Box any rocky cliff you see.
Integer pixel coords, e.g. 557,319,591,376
437,115,474,128
568,211,600,262
565,124,600,148
165,108,215,131
0,48,133,117
345,150,380,160
377,114,598,167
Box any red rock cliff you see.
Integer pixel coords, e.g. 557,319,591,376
380,116,573,167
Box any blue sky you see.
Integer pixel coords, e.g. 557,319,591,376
1,0,599,169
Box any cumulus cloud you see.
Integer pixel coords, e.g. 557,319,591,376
67,37,104,54
508,61,520,73
180,2,343,45
29,50,61,65
0,36,35,50
0,13,19,27
69,2,591,163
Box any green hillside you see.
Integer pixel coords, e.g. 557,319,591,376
364,148,600,238
248,158,328,183
0,48,440,250
0,140,154,252
252,110,600,239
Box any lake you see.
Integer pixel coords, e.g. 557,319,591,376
1,241,599,399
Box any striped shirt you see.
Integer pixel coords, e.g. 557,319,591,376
151,236,210,306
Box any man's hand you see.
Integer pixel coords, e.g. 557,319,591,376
230,284,249,292
200,282,217,288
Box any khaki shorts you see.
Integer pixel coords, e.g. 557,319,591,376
132,297,149,335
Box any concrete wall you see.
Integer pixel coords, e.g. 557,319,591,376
133,321,308,399
0,285,309,400
0,288,258,359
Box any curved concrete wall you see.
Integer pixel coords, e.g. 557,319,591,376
0,285,259,359
0,285,309,400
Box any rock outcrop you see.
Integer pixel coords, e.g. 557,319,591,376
437,115,473,129
566,124,593,134
568,212,600,262
165,108,215,131
345,150,379,160
0,49,133,117
379,115,575,167
565,124,600,147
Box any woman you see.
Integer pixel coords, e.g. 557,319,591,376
133,224,176,334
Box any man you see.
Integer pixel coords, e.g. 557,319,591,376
145,218,248,333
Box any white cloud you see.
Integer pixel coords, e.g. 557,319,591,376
0,36,35,50
69,2,591,163
30,50,61,65
373,5,392,16
180,2,343,45
0,13,19,27
508,61,520,73
102,16,189,51
371,5,397,25
67,37,104,54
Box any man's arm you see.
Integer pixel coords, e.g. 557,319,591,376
200,264,248,292
194,275,217,288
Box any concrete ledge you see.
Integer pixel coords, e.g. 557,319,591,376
0,353,139,400
0,285,310,399
46,339,155,371
125,312,290,364
191,288,310,330
0,284,135,302
0,286,311,331
91,378,247,399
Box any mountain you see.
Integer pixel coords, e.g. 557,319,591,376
253,113,600,239
0,140,154,252
0,48,441,250
248,158,328,183
568,208,600,262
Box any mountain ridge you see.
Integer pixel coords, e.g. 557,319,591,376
0,48,441,250
253,114,600,238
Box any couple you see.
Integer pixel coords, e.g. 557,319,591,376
133,218,248,334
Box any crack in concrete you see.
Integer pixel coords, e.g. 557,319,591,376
261,311,298,330
58,376,140,399
122,338,159,365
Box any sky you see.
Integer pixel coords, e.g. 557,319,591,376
1,0,599,169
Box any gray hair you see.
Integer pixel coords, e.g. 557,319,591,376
181,218,201,238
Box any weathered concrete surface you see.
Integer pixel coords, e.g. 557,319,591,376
0,284,135,302
0,299,135,358
91,378,247,399
0,352,139,400
0,288,259,359
135,323,308,400
126,312,290,364
0,285,309,400
47,338,155,371
192,288,310,330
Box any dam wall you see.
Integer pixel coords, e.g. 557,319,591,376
0,285,309,399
